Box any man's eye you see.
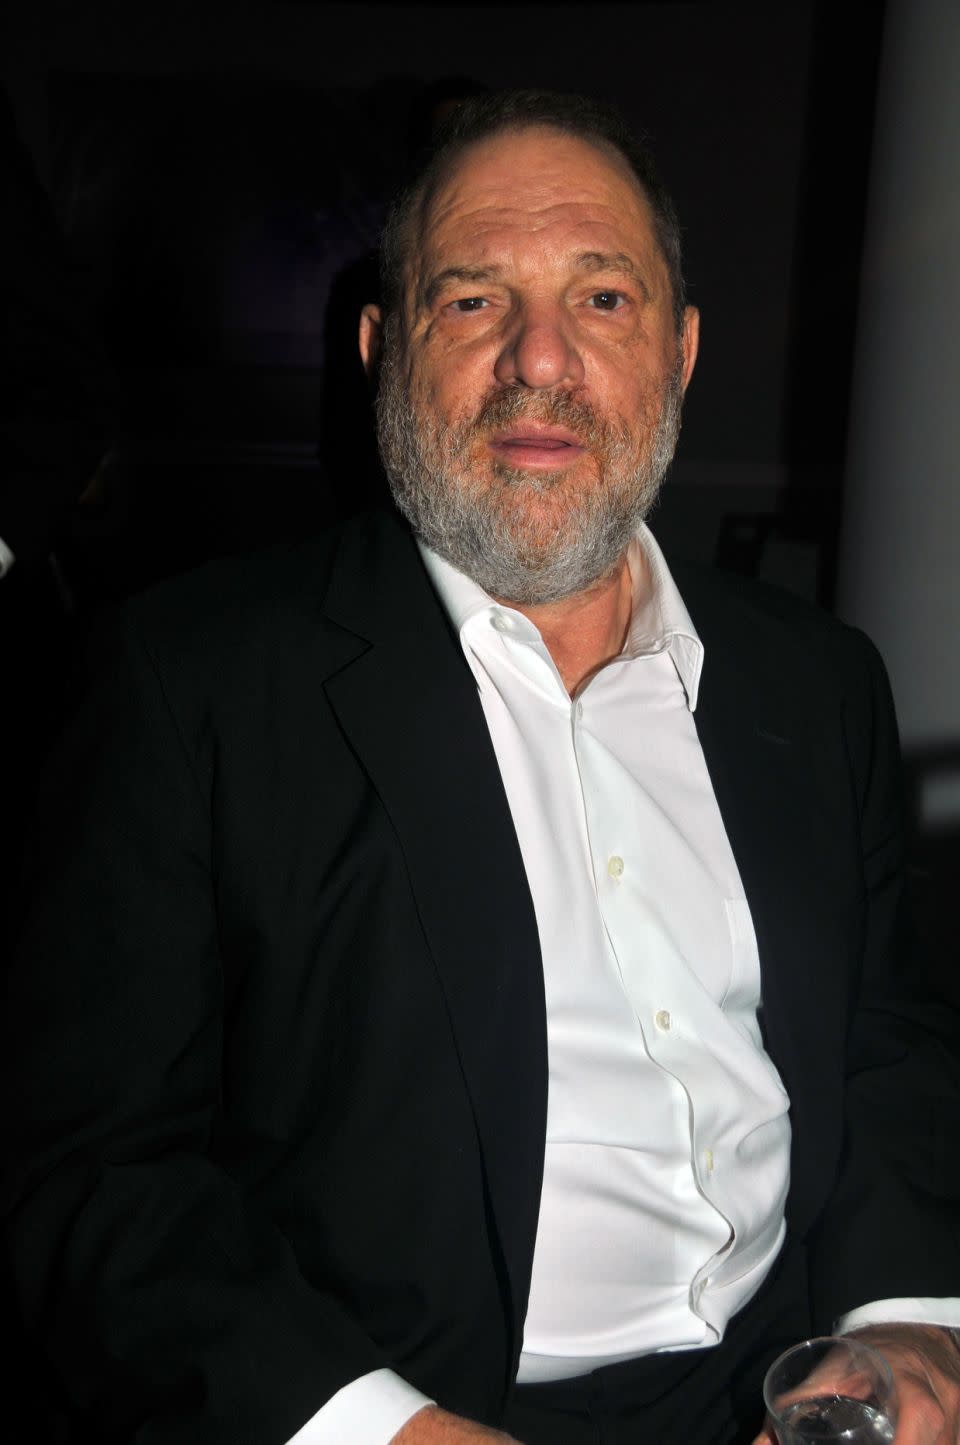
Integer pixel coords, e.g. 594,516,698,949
587,291,626,311
450,297,488,312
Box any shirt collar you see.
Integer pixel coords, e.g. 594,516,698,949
418,522,704,711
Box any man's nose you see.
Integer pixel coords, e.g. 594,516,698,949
493,306,585,390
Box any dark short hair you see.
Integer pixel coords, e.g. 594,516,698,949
379,88,687,332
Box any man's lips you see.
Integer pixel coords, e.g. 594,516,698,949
487,427,587,467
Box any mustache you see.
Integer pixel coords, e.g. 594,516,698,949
465,386,612,448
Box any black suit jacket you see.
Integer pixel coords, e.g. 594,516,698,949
4,508,959,1443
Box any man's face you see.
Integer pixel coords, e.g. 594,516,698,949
366,126,699,604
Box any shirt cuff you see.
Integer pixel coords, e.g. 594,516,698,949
836,1298,960,1334
284,1367,434,1445
0,534,15,578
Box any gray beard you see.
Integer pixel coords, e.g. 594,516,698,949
375,323,684,605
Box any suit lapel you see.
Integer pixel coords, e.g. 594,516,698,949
319,513,547,1370
678,569,854,1233
312,527,851,1340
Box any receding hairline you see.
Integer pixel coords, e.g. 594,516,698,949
384,116,686,330
407,125,664,306
423,121,649,213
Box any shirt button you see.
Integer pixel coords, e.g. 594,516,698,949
607,855,624,880
655,1009,671,1032
704,1148,715,1174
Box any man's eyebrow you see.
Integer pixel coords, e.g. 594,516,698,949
421,265,504,310
419,253,650,311
574,251,650,297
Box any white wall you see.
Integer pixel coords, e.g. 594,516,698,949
837,0,960,751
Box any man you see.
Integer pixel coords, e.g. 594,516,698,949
4,91,960,1445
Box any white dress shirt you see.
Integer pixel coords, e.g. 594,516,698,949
433,527,791,1381
288,526,956,1444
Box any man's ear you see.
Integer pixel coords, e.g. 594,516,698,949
359,303,384,381
680,305,700,392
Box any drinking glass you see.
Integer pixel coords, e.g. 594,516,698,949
763,1336,898,1443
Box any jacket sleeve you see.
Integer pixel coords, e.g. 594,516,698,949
806,628,960,1328
1,607,388,1444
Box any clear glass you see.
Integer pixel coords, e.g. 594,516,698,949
763,1336,898,1443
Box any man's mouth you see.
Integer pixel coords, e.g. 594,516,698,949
487,425,587,468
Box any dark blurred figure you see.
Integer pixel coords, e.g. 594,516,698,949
0,93,116,587
406,75,491,156
317,245,385,517
0,86,117,789
318,77,488,518
0,87,116,1443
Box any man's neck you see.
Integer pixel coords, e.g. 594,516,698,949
501,551,640,697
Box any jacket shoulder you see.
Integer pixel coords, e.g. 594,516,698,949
670,560,886,682
126,531,340,646
115,510,412,679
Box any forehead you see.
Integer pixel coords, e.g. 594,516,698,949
410,126,662,292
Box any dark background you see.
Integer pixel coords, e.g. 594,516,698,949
2,0,884,596
3,0,952,983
